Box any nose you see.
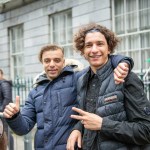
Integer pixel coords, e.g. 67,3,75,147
49,60,55,67
91,44,98,53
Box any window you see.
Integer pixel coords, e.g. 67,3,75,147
112,0,150,73
9,25,24,78
49,10,73,58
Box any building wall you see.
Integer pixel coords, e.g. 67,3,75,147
0,0,111,78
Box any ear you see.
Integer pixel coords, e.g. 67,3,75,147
63,59,65,67
108,49,111,55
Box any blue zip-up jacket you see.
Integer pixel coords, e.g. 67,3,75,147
7,66,83,150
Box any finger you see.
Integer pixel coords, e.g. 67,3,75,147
118,63,129,73
3,109,14,118
8,103,19,113
120,62,129,70
114,68,126,78
77,134,82,148
70,114,84,121
3,111,11,118
66,137,75,150
72,107,87,116
15,96,20,109
115,63,129,74
66,139,71,150
114,71,126,81
114,78,125,84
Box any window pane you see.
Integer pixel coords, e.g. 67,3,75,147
66,12,72,43
141,32,150,48
128,51,140,70
64,45,73,57
142,49,150,70
128,34,140,50
115,16,125,34
126,12,137,33
59,14,66,44
139,0,150,30
113,0,150,73
50,10,73,58
114,0,124,15
117,36,126,52
114,0,125,34
9,25,24,78
126,0,137,32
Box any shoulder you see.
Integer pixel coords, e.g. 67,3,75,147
125,72,143,88
0,80,12,87
124,72,145,103
75,67,88,79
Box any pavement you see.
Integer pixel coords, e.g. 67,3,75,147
9,128,35,150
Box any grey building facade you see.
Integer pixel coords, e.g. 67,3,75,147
0,0,150,79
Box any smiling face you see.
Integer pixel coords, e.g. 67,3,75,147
42,49,65,80
83,32,110,73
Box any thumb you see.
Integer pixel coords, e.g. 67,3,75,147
15,96,20,108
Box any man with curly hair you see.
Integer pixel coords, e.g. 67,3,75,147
67,23,150,150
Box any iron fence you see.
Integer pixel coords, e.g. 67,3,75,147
11,76,34,150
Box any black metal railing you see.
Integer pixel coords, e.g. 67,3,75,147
11,76,34,150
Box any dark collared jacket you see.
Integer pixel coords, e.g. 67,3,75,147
0,80,12,112
74,59,150,150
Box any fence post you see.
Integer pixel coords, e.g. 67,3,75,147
24,133,32,150
139,69,144,81
15,76,32,150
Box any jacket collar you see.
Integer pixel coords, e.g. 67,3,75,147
35,66,75,85
85,58,113,81
96,58,113,80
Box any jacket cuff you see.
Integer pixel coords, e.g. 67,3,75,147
5,111,20,122
71,121,83,134
101,117,116,133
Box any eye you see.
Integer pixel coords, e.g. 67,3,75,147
85,43,92,48
54,58,61,63
97,42,104,46
43,59,50,64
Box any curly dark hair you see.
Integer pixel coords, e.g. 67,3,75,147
73,23,120,55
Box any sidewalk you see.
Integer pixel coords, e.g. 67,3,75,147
9,128,35,150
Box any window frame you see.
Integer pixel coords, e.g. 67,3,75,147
49,9,73,58
9,24,24,79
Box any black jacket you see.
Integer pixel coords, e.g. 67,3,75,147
0,80,12,112
101,71,150,149
74,60,150,150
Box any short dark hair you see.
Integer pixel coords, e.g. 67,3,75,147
73,23,120,55
38,44,64,62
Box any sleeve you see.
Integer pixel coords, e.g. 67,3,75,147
6,91,36,135
0,81,12,111
72,121,83,134
110,54,134,71
100,72,150,145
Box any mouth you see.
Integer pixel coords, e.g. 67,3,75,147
48,70,57,73
89,55,101,58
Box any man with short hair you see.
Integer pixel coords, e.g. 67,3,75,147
3,44,133,150
67,23,150,150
